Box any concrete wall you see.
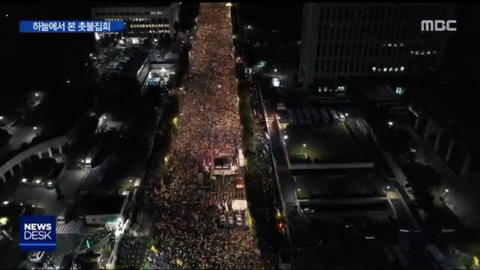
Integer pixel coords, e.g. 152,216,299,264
290,162,375,170
0,135,71,183
411,108,473,177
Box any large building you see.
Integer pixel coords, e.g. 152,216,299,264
298,3,456,91
91,3,180,46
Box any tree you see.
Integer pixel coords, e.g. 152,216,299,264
405,163,441,212
0,128,11,147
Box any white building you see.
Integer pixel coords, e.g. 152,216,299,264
91,3,180,46
298,3,456,89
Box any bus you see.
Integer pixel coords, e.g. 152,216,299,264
288,109,297,125
310,108,321,125
319,108,330,124
424,244,456,270
295,108,305,124
302,108,313,124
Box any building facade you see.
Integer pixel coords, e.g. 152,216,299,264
91,3,180,46
298,3,456,90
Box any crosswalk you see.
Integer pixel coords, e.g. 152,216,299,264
57,220,85,235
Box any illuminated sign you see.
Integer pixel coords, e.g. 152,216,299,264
19,20,125,33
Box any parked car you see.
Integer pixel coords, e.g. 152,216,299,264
220,214,227,224
235,213,243,226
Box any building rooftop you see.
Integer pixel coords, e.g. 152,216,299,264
78,193,125,216
122,51,148,78
361,85,402,102
92,2,173,9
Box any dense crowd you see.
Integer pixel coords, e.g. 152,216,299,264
148,3,266,269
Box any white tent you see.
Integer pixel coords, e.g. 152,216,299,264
231,199,248,211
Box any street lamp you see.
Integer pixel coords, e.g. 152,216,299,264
22,178,27,183
345,113,349,117
33,126,37,130
0,116,3,120
66,80,71,84
89,53,93,57
297,188,301,192
274,69,278,72
387,121,393,127
387,186,390,190
303,143,307,148
35,93,39,97
444,189,449,193
284,135,288,140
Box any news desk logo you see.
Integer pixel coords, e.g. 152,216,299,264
19,215,56,251
421,20,457,32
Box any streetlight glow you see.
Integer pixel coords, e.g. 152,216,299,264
0,116,3,120
33,126,37,130
445,189,449,193
22,178,27,183
303,143,307,148
35,93,39,97
284,135,288,140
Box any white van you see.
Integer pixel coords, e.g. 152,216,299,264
57,208,67,225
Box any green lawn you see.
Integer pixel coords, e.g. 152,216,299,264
285,123,363,163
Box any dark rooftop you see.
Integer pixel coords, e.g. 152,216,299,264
78,193,125,216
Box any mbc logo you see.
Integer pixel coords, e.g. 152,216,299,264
421,20,457,32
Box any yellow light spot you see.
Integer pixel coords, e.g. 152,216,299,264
172,117,178,127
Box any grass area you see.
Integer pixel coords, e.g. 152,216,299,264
285,124,363,163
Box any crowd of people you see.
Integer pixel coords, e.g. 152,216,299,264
148,3,267,269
